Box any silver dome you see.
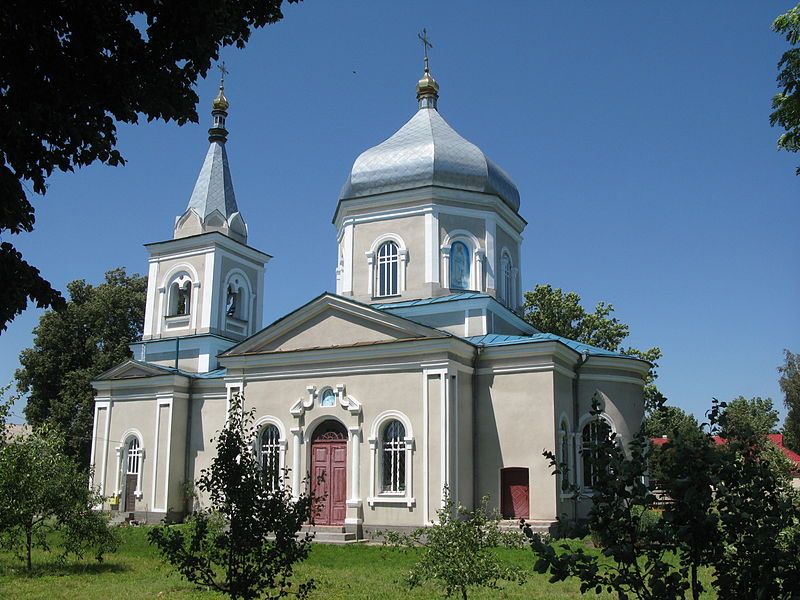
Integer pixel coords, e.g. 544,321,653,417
339,107,520,212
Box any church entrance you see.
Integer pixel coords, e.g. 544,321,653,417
310,420,348,526
500,467,529,519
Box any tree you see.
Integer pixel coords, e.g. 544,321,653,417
718,395,779,440
779,350,800,451
711,398,800,599
641,404,700,439
148,392,315,600
522,284,663,408
15,268,146,467
0,0,298,332
771,3,800,175
0,417,118,572
380,488,525,600
526,396,800,600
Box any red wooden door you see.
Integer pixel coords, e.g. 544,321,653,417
501,468,529,519
310,421,348,525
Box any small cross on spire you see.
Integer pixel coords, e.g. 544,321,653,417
217,61,229,89
418,28,433,73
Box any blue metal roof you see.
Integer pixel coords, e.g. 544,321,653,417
465,333,635,359
143,362,227,379
372,292,490,310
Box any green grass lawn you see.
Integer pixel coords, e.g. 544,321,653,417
0,527,714,599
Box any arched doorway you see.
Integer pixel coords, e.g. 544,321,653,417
123,437,141,512
310,420,347,525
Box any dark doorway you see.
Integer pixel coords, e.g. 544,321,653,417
310,420,348,525
124,474,137,511
500,467,529,519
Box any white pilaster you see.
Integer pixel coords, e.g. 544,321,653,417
485,216,497,291
440,246,451,289
399,248,409,291
348,426,361,504
425,209,440,284
365,251,375,297
343,223,354,294
143,261,159,337
291,427,303,499
474,249,486,292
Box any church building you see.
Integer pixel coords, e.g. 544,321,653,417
91,57,648,538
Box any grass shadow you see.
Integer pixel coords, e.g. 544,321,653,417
1,560,130,578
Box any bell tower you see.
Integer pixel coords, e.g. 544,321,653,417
131,67,271,373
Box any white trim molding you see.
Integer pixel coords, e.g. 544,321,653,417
367,410,415,507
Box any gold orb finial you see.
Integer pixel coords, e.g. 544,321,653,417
212,85,229,111
212,61,230,111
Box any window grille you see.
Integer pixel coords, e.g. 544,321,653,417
260,425,280,491
375,241,399,297
560,422,570,491
126,438,141,475
581,420,609,488
381,420,406,493
501,253,513,306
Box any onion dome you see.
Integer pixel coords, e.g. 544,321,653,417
339,68,520,212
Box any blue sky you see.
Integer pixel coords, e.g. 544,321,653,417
1,1,798,425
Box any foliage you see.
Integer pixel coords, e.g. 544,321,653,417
771,3,800,175
379,488,526,600
527,395,800,600
0,243,65,334
710,398,800,599
718,395,779,439
524,398,697,600
779,350,800,451
15,268,146,467
0,421,118,572
0,0,298,332
641,405,699,439
148,392,315,600
522,284,663,409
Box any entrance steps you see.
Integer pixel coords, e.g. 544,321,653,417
499,519,558,536
301,525,360,544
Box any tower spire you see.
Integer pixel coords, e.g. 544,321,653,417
174,61,247,244
209,62,230,142
416,29,439,109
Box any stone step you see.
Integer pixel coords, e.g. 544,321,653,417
499,519,557,535
301,524,361,544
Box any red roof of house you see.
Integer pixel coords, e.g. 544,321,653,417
650,433,800,467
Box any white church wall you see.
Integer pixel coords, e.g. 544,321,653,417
475,369,558,522
350,215,428,302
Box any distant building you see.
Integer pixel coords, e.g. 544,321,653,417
91,58,647,538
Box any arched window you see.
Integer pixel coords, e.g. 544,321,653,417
559,421,571,492
375,241,399,297
260,425,281,491
500,251,514,307
168,278,192,316
450,241,471,290
319,388,336,407
224,273,250,321
581,419,611,489
126,437,141,476
381,420,406,493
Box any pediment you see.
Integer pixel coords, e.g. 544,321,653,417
223,293,449,356
95,360,173,381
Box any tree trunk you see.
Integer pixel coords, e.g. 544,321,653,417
26,525,32,572
691,564,699,600
461,586,468,600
